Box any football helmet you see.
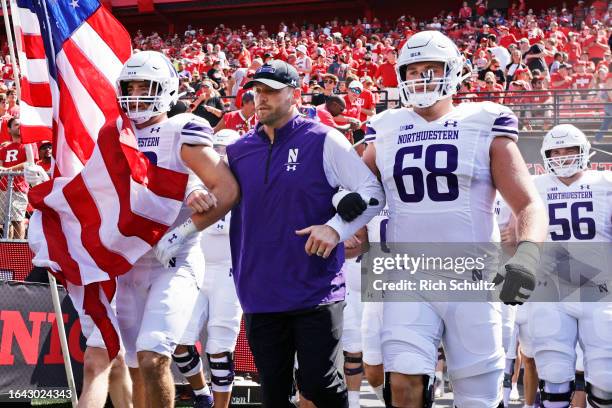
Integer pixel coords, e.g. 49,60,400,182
541,124,591,177
117,51,179,124
214,129,240,146
396,31,468,108
213,129,240,156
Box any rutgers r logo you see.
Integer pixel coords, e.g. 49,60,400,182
286,148,299,171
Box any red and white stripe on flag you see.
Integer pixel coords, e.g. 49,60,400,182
28,116,189,358
12,0,131,178
12,0,53,143
16,0,187,359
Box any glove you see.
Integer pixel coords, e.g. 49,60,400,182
154,218,198,268
332,190,380,222
493,240,540,305
24,164,50,186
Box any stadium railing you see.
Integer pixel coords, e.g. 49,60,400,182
0,171,27,240
454,88,611,132
2,88,609,240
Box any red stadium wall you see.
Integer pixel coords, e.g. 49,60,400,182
0,243,258,377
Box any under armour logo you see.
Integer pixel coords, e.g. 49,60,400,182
168,233,178,244
471,269,483,281
580,184,591,190
150,127,161,133
286,148,299,171
444,120,458,128
598,283,608,293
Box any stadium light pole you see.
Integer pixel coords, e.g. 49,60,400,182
4,0,78,405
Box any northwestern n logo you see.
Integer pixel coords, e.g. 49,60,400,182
286,148,299,171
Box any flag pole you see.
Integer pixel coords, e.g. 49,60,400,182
5,0,78,405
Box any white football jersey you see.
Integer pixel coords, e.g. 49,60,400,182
533,170,612,243
533,170,612,285
345,207,389,292
494,192,513,230
134,113,214,264
201,211,232,266
369,101,519,243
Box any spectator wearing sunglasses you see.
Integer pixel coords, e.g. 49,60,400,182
335,80,363,142
191,79,224,127
312,74,338,106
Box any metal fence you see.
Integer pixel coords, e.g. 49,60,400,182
455,88,611,131
2,87,610,240
0,171,29,240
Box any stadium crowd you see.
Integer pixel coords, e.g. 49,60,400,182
1,0,611,239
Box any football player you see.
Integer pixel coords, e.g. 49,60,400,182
173,129,243,408
113,51,239,408
361,31,547,407
528,124,612,408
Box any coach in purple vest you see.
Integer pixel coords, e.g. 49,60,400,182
226,60,384,406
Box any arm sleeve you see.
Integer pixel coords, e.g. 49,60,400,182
180,115,215,147
322,128,385,241
490,107,519,142
364,111,383,143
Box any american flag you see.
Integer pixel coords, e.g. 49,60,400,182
15,0,189,358
13,0,131,175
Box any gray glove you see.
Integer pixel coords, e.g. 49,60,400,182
493,241,540,305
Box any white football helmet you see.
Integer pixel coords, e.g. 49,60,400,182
396,31,468,108
117,51,179,124
214,129,240,146
541,124,591,177
213,129,240,156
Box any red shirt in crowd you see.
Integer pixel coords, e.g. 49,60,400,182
343,95,361,121
528,89,553,105
222,110,256,135
375,62,398,87
0,114,12,144
550,72,573,89
0,142,29,193
36,159,52,172
573,72,594,89
1,64,13,81
311,61,329,80
316,104,337,128
356,89,375,129
499,33,518,48
352,47,367,61
564,42,582,63
459,6,472,20
357,62,379,79
587,39,610,60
